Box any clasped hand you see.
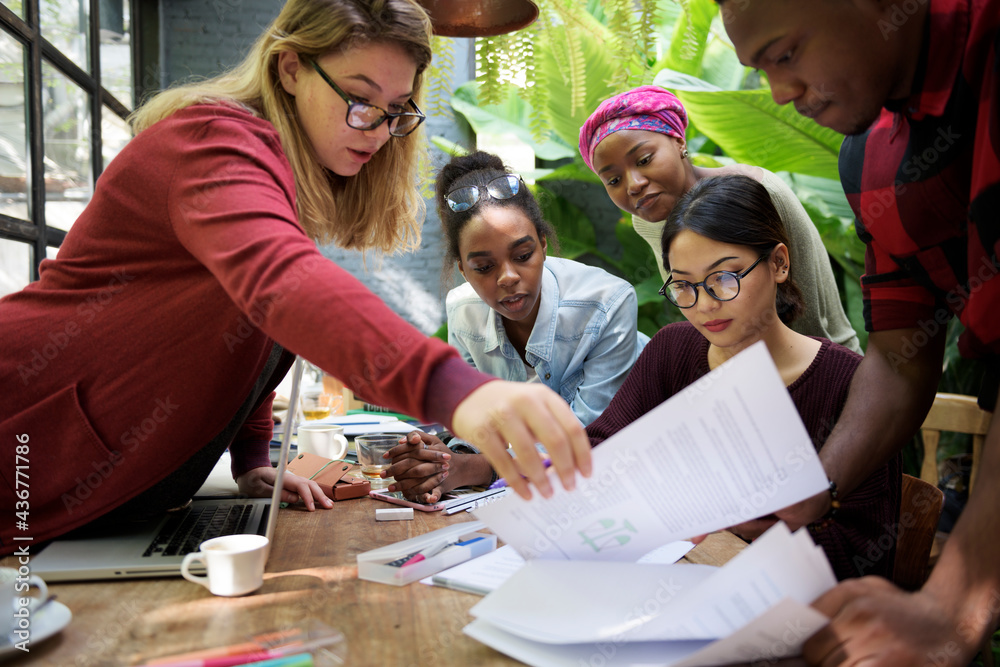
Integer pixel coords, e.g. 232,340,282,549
382,431,493,504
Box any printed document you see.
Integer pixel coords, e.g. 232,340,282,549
424,541,694,596
465,523,834,667
474,342,828,560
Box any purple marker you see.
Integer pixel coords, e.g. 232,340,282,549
488,458,551,489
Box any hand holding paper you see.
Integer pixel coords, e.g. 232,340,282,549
474,342,829,561
450,381,592,500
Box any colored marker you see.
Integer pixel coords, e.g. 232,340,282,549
146,648,315,667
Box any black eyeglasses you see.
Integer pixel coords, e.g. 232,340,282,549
659,253,769,308
305,57,425,137
445,174,522,212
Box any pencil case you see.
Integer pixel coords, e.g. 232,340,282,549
357,520,497,586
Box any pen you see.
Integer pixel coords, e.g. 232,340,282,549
400,539,452,567
239,654,313,667
454,537,485,547
144,630,302,665
431,576,492,596
404,536,487,566
145,651,275,667
142,632,342,667
145,648,317,667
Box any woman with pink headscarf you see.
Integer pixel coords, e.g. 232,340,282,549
580,85,859,352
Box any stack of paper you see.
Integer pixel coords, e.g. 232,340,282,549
465,523,834,667
307,413,416,437
473,341,829,561
427,541,694,596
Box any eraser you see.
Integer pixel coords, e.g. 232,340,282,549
376,507,414,521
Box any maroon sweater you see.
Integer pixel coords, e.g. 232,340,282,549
588,322,901,580
0,105,491,553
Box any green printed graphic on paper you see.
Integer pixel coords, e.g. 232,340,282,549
579,518,637,553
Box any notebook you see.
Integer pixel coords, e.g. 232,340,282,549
30,358,305,582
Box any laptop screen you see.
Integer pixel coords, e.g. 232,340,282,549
265,355,304,559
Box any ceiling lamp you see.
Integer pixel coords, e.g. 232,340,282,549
416,0,539,37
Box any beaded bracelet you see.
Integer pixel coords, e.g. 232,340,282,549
825,478,841,519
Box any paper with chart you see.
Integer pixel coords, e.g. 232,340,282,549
474,341,828,561
464,523,835,667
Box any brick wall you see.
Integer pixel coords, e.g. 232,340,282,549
160,0,474,334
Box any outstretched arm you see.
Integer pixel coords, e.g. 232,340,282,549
775,327,945,530
804,389,1000,666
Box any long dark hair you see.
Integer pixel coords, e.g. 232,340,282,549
436,151,558,275
661,174,805,324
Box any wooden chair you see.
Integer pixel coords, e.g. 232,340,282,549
918,394,997,666
892,474,944,591
920,393,992,493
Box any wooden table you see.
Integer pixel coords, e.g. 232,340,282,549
3,497,746,667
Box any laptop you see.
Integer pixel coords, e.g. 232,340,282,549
31,358,305,581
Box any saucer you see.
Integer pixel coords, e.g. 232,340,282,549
0,600,72,659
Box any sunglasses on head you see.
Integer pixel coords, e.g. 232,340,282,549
445,174,522,212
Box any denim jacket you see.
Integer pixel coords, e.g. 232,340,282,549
446,257,649,426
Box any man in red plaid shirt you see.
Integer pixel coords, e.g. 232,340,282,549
718,0,999,664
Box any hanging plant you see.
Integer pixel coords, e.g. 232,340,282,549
475,34,507,107
426,35,455,120
465,0,663,141
520,15,550,141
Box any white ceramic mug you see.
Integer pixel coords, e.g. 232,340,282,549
297,423,349,460
180,534,268,597
0,566,49,636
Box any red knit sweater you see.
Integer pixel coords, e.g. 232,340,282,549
587,322,901,580
0,105,490,552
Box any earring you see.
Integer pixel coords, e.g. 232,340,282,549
681,148,689,159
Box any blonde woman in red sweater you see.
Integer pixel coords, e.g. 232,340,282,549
0,0,587,553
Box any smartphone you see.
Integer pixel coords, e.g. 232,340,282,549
369,490,446,512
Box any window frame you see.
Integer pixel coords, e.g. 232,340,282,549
0,0,154,282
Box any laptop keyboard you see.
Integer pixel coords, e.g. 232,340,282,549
142,504,255,557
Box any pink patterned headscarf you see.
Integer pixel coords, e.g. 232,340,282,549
578,85,688,172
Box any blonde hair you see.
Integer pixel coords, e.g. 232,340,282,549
129,0,432,253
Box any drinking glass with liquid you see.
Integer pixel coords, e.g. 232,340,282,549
355,433,400,489
298,362,343,421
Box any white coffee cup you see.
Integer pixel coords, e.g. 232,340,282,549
0,566,49,636
297,423,349,460
180,534,269,597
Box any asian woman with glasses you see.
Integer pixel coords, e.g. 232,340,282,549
377,151,648,502
0,0,591,552
586,174,900,581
